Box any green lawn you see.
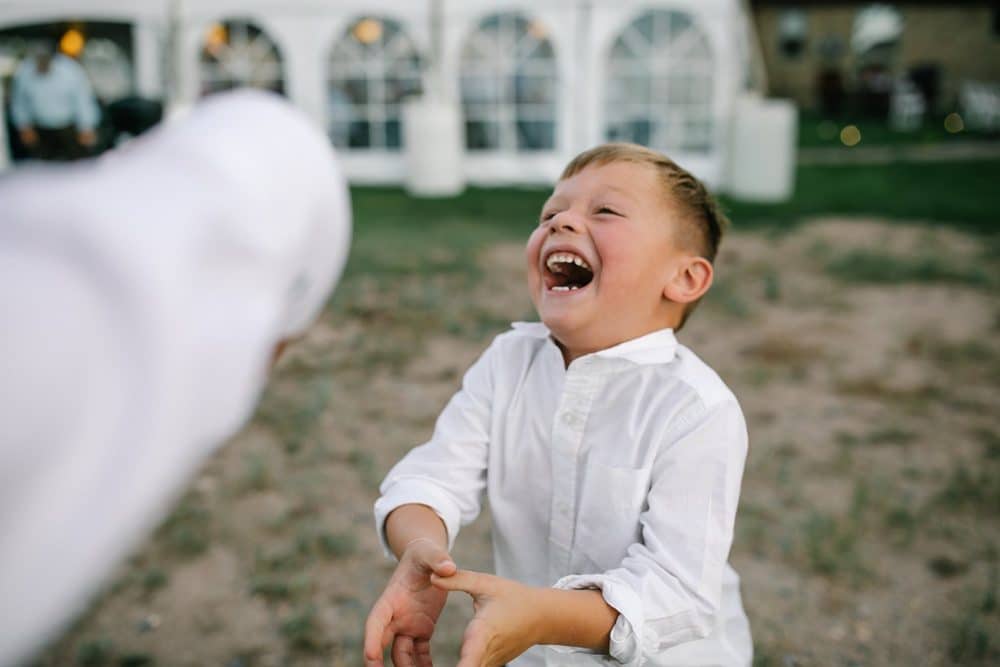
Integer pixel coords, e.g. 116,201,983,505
349,159,1000,259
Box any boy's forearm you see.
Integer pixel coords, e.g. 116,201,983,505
532,587,617,653
384,503,449,559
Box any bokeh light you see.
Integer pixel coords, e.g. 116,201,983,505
944,112,964,134
840,124,861,147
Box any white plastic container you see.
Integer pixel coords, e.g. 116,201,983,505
727,94,798,203
402,97,465,197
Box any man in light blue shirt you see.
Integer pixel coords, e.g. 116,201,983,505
10,40,100,161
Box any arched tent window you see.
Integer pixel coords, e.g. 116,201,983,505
80,37,134,102
328,17,423,150
199,20,284,95
460,13,557,152
606,10,714,154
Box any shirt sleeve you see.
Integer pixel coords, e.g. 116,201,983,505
373,339,497,555
10,66,32,129
71,62,99,131
553,398,748,665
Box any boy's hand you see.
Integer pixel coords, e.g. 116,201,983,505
430,570,543,667
364,538,457,667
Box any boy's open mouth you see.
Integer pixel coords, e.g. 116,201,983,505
544,251,594,292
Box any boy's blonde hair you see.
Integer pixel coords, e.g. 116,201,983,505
560,143,729,328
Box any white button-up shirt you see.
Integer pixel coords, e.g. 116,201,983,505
375,323,752,666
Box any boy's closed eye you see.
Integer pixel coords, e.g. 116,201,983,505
595,205,622,217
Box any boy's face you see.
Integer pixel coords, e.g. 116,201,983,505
526,161,693,358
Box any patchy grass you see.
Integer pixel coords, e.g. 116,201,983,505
154,496,211,559
825,251,992,287
934,464,1000,515
140,568,168,595
76,639,114,667
280,605,324,653
944,568,999,665
36,212,1000,666
255,377,333,453
866,427,917,446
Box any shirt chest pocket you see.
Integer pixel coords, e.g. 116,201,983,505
573,461,651,571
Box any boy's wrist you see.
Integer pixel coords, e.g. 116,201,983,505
532,587,616,652
402,536,440,553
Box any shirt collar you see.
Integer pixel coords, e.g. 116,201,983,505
510,322,678,366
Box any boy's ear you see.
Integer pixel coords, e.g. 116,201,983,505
663,256,713,304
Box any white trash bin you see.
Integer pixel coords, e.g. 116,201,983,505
402,97,464,197
728,94,798,203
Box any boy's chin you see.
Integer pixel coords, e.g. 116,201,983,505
540,312,591,345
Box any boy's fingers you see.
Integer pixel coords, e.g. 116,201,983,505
409,540,456,576
430,569,493,595
407,537,458,577
392,635,416,667
430,553,457,577
363,603,392,665
455,625,490,667
414,638,434,667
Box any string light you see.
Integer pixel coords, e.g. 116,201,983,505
353,18,383,45
59,28,85,57
204,23,228,56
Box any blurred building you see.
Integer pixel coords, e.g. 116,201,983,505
0,0,759,188
750,1,1000,115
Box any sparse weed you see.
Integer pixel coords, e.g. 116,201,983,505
77,638,113,666
316,531,359,560
140,569,168,595
945,567,999,665
705,276,751,318
798,511,863,579
155,497,210,558
239,453,273,493
934,464,1000,515
866,427,916,446
256,377,333,453
280,605,324,653
347,448,380,489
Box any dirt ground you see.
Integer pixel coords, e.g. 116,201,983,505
36,218,999,667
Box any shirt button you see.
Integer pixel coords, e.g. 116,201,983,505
562,412,577,426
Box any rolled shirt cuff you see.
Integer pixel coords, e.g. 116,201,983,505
373,479,463,558
552,573,642,666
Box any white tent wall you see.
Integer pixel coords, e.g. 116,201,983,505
0,0,748,189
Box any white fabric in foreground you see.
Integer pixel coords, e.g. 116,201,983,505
0,90,351,667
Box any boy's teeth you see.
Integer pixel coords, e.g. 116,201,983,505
546,252,591,271
551,285,581,292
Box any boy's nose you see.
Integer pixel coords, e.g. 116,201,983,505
550,211,582,234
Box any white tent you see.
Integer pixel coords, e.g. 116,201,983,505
0,0,754,188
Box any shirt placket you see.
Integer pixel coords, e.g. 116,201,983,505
547,357,601,584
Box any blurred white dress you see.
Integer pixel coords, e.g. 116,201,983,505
0,90,351,667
